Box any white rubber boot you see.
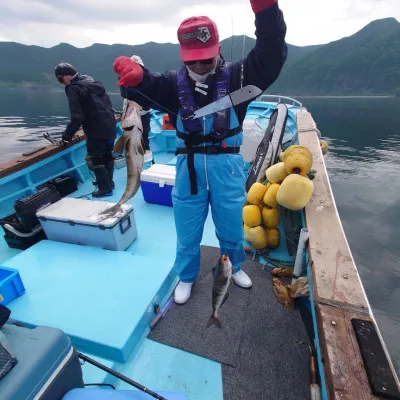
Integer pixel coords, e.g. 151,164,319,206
174,281,193,304
232,269,252,288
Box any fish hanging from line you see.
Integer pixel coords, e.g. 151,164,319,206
207,255,233,329
99,101,144,218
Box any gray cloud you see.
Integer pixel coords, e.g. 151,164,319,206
0,0,399,47
0,0,244,25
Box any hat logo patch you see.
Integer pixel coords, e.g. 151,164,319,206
181,26,211,44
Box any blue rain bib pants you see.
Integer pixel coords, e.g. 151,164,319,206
172,108,246,283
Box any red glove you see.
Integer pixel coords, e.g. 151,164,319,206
250,0,277,13
113,56,144,87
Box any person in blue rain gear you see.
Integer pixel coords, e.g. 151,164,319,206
113,0,287,304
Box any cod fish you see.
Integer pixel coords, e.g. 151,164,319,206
100,102,144,218
207,255,233,329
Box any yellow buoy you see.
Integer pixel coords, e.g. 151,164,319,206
320,140,328,155
283,146,313,176
263,183,280,208
266,228,280,249
265,162,288,184
262,208,280,229
277,174,314,211
247,226,268,249
246,182,267,206
243,205,261,227
281,145,300,162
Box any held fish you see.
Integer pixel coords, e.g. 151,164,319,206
99,102,144,218
207,255,233,329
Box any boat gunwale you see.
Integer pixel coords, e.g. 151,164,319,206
297,111,400,398
0,130,86,179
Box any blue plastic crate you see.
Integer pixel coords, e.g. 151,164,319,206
0,266,25,306
164,130,177,153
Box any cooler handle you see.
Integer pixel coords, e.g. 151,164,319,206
119,215,131,234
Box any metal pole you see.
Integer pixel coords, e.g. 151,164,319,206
292,228,309,284
77,352,167,400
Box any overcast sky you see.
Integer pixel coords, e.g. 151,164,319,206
0,0,399,48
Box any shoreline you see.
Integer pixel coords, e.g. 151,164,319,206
0,87,396,99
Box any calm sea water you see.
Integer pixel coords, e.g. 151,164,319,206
1,89,399,374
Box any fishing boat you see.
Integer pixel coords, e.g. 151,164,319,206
0,94,399,400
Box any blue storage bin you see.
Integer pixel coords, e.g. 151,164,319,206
0,266,25,306
164,131,177,153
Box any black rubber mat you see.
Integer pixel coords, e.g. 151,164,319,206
148,245,311,399
148,245,251,367
221,253,311,400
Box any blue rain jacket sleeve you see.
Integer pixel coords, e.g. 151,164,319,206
119,1,287,127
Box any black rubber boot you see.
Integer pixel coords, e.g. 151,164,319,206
105,161,115,190
92,165,113,198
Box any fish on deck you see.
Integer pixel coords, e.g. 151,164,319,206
272,277,310,310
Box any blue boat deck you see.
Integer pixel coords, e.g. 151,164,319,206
0,151,231,398
0,100,310,399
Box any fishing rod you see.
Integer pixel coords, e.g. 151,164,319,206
6,320,166,399
77,352,168,400
42,131,65,146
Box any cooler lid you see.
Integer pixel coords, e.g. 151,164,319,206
36,198,133,228
140,164,176,186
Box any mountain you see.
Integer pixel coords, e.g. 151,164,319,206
0,17,399,95
268,17,400,95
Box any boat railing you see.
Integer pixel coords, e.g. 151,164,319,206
297,111,400,398
256,94,304,108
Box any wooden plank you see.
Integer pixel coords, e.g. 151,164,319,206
316,304,396,400
0,130,86,179
297,111,369,312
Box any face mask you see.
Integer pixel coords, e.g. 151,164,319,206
186,66,216,83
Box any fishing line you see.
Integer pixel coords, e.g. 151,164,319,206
241,0,248,60
220,0,251,272
230,13,234,62
126,86,182,121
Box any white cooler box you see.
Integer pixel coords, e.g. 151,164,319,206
140,164,176,207
36,198,137,251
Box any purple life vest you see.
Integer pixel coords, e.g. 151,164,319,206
176,63,232,140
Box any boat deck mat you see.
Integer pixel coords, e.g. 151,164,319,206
148,245,311,399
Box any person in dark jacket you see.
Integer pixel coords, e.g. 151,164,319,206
113,0,287,304
55,63,117,197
